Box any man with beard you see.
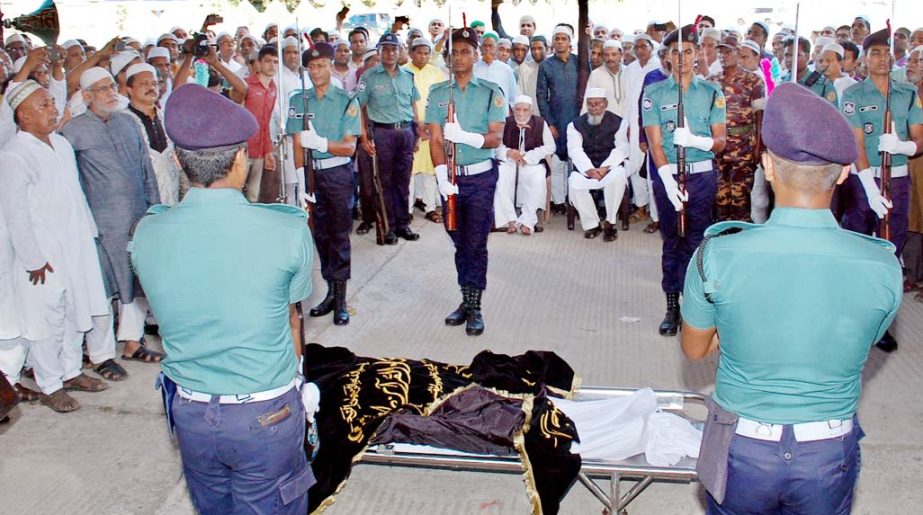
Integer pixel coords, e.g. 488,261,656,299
517,35,547,117
60,68,163,363
494,95,555,235
567,88,631,241
585,40,627,117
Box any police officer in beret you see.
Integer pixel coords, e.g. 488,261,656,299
841,28,923,352
287,43,362,326
357,32,422,244
130,85,315,513
683,82,902,515
426,27,507,336
642,25,727,336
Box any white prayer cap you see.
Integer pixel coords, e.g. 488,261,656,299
124,37,140,46
61,39,82,50
623,34,636,44
157,33,178,44
5,33,25,46
240,34,260,46
740,40,761,56
110,50,140,76
822,43,845,58
814,36,834,50
169,26,184,34
520,15,536,25
911,45,923,57
633,33,653,45
216,31,233,42
410,37,432,50
146,47,170,61
603,40,622,51
512,35,529,47
79,67,114,90
264,22,278,33
498,38,512,49
700,28,722,42
282,36,299,50
584,87,607,100
12,56,26,73
143,39,155,48
126,63,156,81
514,95,533,106
6,79,43,112
552,26,573,39
594,25,608,33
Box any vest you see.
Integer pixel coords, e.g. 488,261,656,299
574,111,622,168
502,115,546,152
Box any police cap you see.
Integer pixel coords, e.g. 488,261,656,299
663,24,697,47
302,42,334,66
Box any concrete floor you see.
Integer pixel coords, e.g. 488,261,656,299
2,212,921,514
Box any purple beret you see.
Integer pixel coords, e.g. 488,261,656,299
862,28,889,51
762,82,857,165
165,85,258,151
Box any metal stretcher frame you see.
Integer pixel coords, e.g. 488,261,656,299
361,387,706,514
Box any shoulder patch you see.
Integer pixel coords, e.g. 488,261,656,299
916,96,922,109
347,104,358,117
713,95,725,109
494,94,504,107
826,91,836,102
251,203,308,219
843,101,855,116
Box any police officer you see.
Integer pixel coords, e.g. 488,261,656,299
782,36,839,106
357,33,422,244
130,85,314,514
682,82,902,515
841,28,923,352
642,25,727,336
287,42,361,326
426,27,507,336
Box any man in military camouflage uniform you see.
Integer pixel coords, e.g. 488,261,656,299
709,35,765,221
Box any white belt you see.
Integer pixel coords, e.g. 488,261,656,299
455,159,493,176
668,160,713,175
178,377,298,405
735,416,854,443
850,164,909,179
312,156,351,170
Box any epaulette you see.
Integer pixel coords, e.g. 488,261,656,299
842,230,897,254
251,202,308,220
429,80,449,91
696,221,760,303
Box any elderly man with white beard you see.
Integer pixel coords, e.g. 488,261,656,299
494,95,556,235
566,88,631,242
0,81,119,412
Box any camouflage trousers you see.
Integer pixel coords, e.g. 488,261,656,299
715,138,757,222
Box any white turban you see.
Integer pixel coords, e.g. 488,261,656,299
552,26,573,39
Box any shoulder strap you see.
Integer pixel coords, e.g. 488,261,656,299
695,221,758,303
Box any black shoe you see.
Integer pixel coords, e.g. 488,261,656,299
602,221,617,242
875,330,898,352
465,288,485,336
584,226,602,239
552,203,566,215
356,221,373,235
621,218,630,231
534,224,544,233
332,280,349,326
395,228,420,241
309,282,335,317
383,232,399,245
445,287,468,326
413,199,426,212
659,292,681,336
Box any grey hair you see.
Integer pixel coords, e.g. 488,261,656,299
174,145,245,187
768,151,843,193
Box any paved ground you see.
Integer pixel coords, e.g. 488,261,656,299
2,212,922,514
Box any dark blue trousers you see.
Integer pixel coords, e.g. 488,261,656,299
652,169,718,293
372,126,415,231
172,387,313,514
314,163,354,282
841,174,910,257
707,422,863,515
442,165,498,290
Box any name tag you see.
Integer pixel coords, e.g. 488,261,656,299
859,105,878,112
374,84,388,92
661,103,678,111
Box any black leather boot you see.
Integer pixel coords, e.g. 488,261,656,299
465,288,485,336
445,287,468,326
658,292,681,336
875,330,898,352
333,280,349,326
309,281,335,317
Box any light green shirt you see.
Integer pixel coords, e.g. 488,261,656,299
641,76,726,163
424,76,507,165
286,86,361,160
355,64,420,123
683,208,902,424
842,79,923,167
130,188,313,395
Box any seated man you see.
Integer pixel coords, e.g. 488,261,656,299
494,95,555,235
566,88,630,241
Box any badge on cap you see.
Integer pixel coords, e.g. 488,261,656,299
843,101,855,116
312,50,320,57
462,30,470,38
864,122,874,134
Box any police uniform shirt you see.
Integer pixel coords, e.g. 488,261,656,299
130,189,314,395
682,209,902,424
641,76,727,163
424,76,507,165
285,87,361,160
842,79,923,167
355,64,420,124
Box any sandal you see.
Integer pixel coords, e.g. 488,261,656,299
15,383,42,402
644,221,660,234
424,211,443,223
123,345,164,363
95,359,128,381
63,373,108,392
41,389,80,413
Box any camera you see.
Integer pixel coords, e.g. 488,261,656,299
186,32,210,58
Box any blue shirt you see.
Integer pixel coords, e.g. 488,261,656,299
683,208,902,423
641,76,726,163
842,79,923,167
355,64,420,123
425,76,507,166
535,53,580,131
129,188,314,395
285,86,361,160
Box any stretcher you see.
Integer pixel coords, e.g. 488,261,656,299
360,387,706,514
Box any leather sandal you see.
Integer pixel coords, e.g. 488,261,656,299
63,373,108,392
41,389,81,413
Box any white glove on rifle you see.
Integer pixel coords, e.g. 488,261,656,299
657,164,688,212
435,164,459,200
672,123,714,152
299,121,328,153
295,168,316,208
877,133,917,157
444,121,485,149
857,168,892,219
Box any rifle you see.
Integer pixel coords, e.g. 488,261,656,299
514,127,525,209
299,32,316,232
879,18,894,241
367,119,391,244
674,10,692,238
444,13,458,232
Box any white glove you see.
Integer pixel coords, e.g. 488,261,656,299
657,164,688,212
877,133,917,157
300,382,321,416
299,121,328,153
294,173,315,208
435,164,459,200
672,126,714,152
857,168,892,219
444,121,485,149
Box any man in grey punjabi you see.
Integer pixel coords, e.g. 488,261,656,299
59,67,164,363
